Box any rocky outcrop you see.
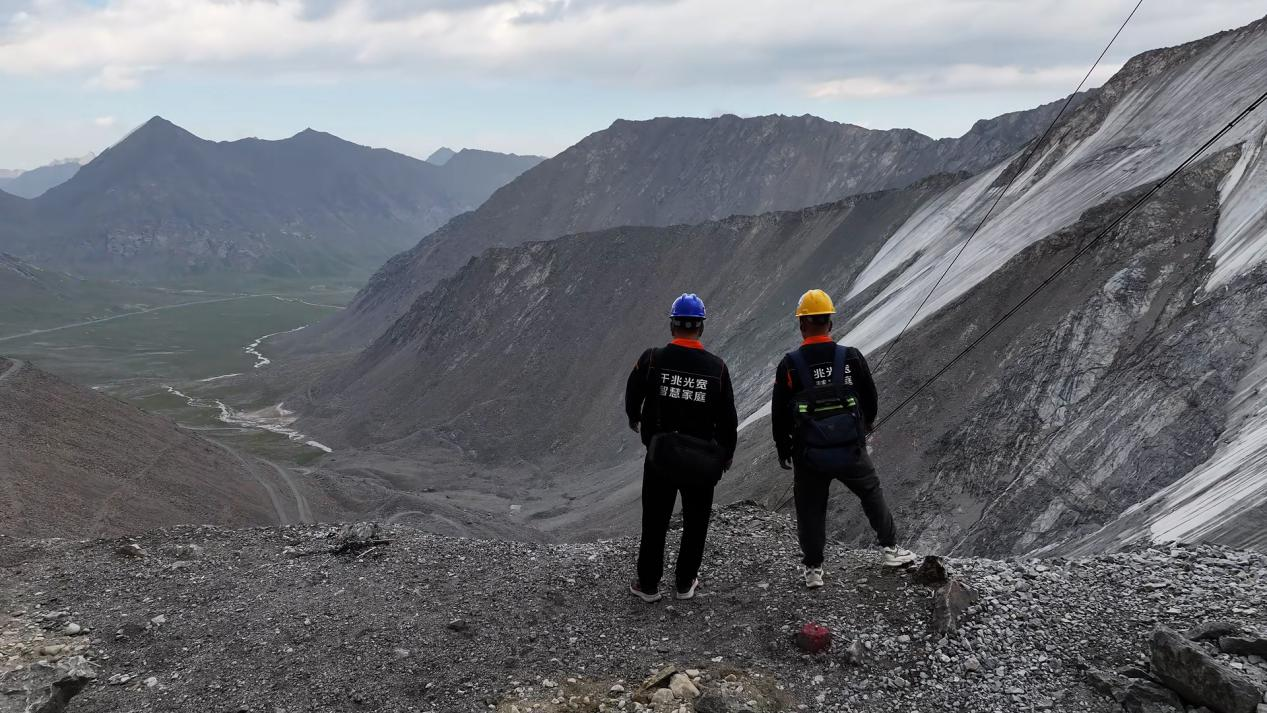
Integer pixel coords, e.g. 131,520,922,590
0,657,96,713
1220,636,1267,657
930,580,978,636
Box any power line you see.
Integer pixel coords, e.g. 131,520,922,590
871,0,1144,372
774,86,1267,512
872,86,1267,433
772,1,1145,513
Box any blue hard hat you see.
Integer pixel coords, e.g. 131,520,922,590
669,293,707,320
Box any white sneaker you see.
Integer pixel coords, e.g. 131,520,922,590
630,581,662,603
675,579,699,600
882,546,917,567
803,567,825,589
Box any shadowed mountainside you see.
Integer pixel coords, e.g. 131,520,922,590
0,357,291,536
300,97,1085,349
0,119,542,278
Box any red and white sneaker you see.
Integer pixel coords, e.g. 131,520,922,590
629,581,662,603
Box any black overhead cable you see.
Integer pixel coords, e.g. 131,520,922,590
871,0,1145,372
773,85,1267,514
772,2,1146,513
871,85,1267,433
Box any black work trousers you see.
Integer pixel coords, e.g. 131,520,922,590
793,449,896,567
637,456,716,592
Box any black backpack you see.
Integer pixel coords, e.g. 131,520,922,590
787,345,866,473
643,348,726,482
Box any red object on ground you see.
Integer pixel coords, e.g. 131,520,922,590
795,622,833,653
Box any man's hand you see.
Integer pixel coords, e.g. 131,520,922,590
779,456,793,471
629,420,640,434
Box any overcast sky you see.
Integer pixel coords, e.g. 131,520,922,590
1,0,1263,168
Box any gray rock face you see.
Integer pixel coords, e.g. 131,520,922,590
912,555,949,587
1151,627,1262,713
1121,679,1186,713
0,656,96,713
848,145,1258,557
1190,622,1248,642
1220,636,1267,657
930,580,978,635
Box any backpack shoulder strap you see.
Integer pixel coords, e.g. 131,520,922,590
830,345,847,386
836,346,865,419
644,347,658,386
644,348,661,429
830,344,849,403
786,349,816,405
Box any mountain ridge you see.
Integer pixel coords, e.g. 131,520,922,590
301,96,1085,350
1,117,543,279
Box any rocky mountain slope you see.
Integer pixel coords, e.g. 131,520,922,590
0,156,88,199
295,172,962,461
1,506,1264,713
754,14,1267,558
0,357,319,537
0,119,541,278
292,16,1267,556
303,97,1082,348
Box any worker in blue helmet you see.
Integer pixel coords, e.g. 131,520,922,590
624,293,738,602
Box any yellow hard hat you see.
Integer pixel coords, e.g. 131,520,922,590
795,289,836,317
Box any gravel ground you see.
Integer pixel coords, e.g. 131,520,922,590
2,504,1265,712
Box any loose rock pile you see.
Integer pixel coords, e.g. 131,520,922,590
495,665,789,712
0,505,1264,712
1089,623,1267,713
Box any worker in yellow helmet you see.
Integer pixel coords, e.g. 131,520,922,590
770,289,916,588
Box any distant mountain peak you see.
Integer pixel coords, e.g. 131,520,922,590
293,127,334,139
123,116,201,145
426,147,457,165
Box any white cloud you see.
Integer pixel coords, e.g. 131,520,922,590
0,0,1260,94
808,63,1125,99
92,116,117,128
88,65,149,91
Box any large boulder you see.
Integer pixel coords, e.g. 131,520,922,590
912,555,950,587
1120,680,1186,713
1150,627,1262,713
1187,621,1245,642
1087,669,1185,712
931,580,979,635
0,656,96,713
1218,636,1267,657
